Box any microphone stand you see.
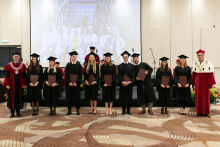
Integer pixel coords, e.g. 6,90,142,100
150,48,156,87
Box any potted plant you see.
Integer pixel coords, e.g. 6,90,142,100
191,86,220,107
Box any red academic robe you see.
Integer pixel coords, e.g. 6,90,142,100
3,62,26,110
58,67,64,89
192,72,216,114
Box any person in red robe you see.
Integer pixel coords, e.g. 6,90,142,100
192,49,216,118
84,46,100,65
3,52,27,118
56,62,64,90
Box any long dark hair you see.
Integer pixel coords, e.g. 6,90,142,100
160,61,170,73
28,58,40,74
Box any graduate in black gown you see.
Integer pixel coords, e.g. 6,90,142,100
118,51,135,115
84,52,99,114
43,56,61,115
132,53,156,115
156,57,172,114
65,51,82,115
27,53,43,116
101,52,116,115
174,55,192,115
3,52,27,118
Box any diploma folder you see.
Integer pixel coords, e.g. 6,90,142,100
179,76,187,87
161,76,169,87
70,74,78,84
48,75,56,86
137,68,146,81
123,74,130,82
30,75,38,85
87,74,95,85
104,75,112,85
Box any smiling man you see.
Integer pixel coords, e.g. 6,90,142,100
192,49,216,118
3,52,27,118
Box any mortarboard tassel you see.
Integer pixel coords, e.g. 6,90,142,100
54,60,56,65
39,56,40,62
159,60,160,66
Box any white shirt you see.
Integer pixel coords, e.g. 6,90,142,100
72,61,77,64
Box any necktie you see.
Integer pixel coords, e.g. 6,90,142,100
125,63,127,66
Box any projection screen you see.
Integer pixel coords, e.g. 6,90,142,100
30,0,141,67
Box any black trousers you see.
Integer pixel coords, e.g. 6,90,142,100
68,103,80,110
122,103,131,112
11,109,20,115
178,100,187,109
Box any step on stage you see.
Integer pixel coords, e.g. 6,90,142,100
0,102,219,146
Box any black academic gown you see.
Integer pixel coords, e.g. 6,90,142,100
65,63,82,104
135,62,156,105
156,68,172,106
26,65,43,102
174,66,192,101
43,68,61,106
118,63,135,104
100,64,116,102
84,64,99,101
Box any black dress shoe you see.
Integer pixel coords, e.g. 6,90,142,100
121,111,125,115
127,112,132,115
48,111,53,116
10,114,14,118
76,110,80,115
161,108,164,114
66,109,71,115
17,113,21,117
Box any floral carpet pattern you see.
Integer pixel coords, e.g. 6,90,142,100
0,102,220,147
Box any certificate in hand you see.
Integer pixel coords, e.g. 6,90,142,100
87,74,95,85
70,74,78,84
30,75,38,85
104,75,112,85
137,68,146,81
161,76,170,87
48,75,56,86
123,74,130,82
179,76,187,87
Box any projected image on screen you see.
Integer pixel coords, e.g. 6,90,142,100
31,0,141,67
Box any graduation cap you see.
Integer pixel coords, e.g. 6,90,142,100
30,53,40,58
103,52,113,57
121,51,131,57
12,52,20,56
69,51,78,56
55,62,60,65
90,46,95,50
159,57,169,61
101,59,104,62
47,56,57,61
30,53,40,62
131,53,140,58
88,52,97,58
196,49,205,54
178,54,188,59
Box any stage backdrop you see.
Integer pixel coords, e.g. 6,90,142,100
30,0,141,67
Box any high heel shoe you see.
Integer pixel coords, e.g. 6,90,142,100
35,109,39,116
93,109,97,115
89,109,94,114
161,108,164,114
32,109,36,116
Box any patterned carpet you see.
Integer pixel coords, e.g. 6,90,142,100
0,102,220,147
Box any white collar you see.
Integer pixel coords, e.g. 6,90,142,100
134,62,140,66
72,61,77,64
124,62,129,64
14,61,18,64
